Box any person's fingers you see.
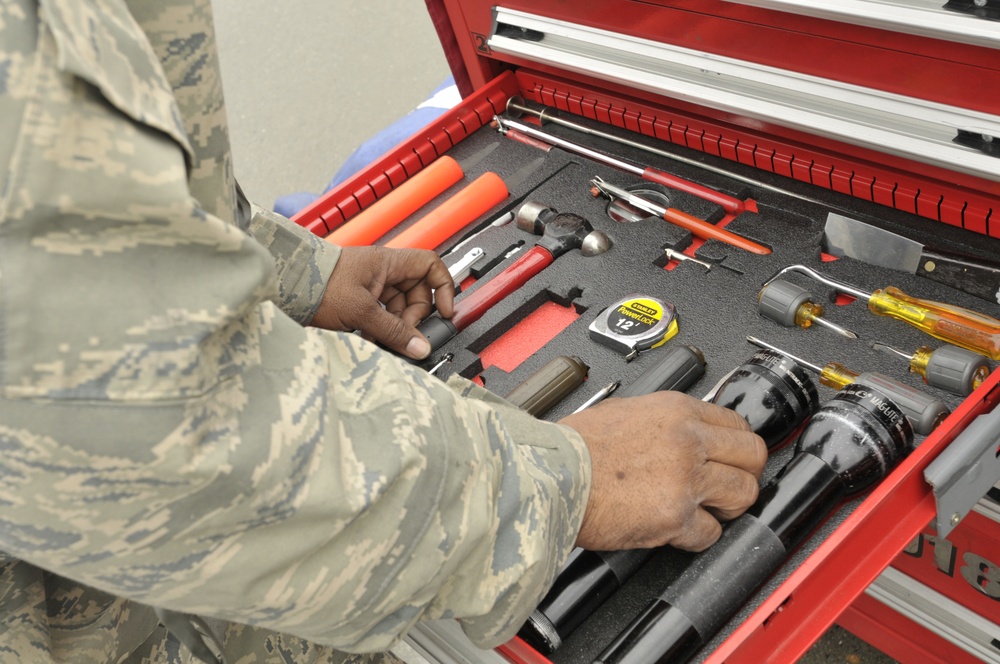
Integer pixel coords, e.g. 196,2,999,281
667,508,723,552
697,462,761,521
354,301,431,359
689,398,755,432
698,426,768,479
380,283,440,330
386,249,455,317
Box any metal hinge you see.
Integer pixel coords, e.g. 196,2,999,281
924,392,1000,538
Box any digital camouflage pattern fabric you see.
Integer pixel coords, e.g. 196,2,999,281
0,0,591,661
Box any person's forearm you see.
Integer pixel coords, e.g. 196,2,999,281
0,317,589,651
243,202,341,324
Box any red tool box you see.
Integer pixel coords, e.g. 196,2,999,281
293,2,1000,662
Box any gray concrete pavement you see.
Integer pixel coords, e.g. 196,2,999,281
212,2,899,662
214,0,451,210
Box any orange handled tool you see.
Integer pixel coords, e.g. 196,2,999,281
771,265,1000,360
325,155,464,246
385,172,509,251
590,176,770,255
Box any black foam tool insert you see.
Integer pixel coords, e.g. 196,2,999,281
379,119,1000,662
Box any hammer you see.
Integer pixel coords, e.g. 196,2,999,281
417,201,612,352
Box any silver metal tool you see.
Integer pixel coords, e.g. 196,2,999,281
664,248,713,272
443,211,515,258
447,247,485,286
428,353,454,376
504,96,886,219
824,212,1000,304
572,381,621,413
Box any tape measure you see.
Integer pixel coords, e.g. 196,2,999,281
588,294,678,360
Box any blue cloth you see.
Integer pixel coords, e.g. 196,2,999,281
274,77,459,218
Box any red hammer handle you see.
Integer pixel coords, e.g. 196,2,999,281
450,246,555,331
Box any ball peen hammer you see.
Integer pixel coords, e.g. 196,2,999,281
417,202,612,352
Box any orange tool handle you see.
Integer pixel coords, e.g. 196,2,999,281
325,155,464,246
868,287,1000,360
642,167,752,216
385,172,509,251
661,207,771,255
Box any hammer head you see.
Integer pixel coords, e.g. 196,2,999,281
515,201,612,258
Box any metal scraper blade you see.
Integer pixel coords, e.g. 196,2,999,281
823,212,923,274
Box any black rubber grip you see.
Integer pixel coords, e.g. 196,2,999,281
416,316,458,353
616,345,706,398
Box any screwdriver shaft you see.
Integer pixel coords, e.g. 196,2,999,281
573,381,620,413
810,315,859,339
746,336,825,374
871,342,915,363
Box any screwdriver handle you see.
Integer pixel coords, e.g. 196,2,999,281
616,345,707,398
819,362,859,390
661,207,771,255
912,345,992,397
505,356,589,417
867,287,1000,360
818,362,949,435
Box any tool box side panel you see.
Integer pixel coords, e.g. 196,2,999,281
892,511,1000,624
438,0,1000,112
838,593,985,664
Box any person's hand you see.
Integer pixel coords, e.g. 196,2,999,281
559,391,766,552
310,246,455,360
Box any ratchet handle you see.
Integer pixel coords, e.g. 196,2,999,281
868,288,1000,360
661,207,771,256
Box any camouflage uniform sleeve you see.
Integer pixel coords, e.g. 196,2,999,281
242,201,341,325
0,0,590,654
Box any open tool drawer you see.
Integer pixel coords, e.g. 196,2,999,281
293,2,1000,662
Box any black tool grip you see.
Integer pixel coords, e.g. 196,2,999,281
616,345,706,399
416,316,458,353
916,248,1000,305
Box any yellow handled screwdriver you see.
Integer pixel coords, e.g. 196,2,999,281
767,265,1000,360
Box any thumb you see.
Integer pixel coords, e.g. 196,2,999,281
366,306,431,360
